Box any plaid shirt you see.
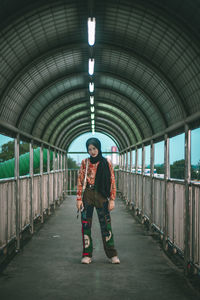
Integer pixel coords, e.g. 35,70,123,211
76,158,116,201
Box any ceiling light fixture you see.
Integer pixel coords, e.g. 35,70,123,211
91,113,95,119
90,106,95,112
89,82,94,93
90,96,94,105
88,58,95,75
88,17,96,46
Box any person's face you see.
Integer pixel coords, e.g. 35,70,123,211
88,144,99,157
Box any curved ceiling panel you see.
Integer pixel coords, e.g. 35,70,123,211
0,0,200,152
57,117,130,150
48,107,137,146
18,74,86,131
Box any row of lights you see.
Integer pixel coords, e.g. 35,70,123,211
88,17,96,135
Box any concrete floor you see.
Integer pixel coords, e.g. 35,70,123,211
0,196,199,300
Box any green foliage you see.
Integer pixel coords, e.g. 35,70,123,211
67,157,79,169
155,164,164,174
170,159,185,179
0,140,14,162
191,160,200,180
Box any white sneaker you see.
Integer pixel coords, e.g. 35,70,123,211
81,256,92,264
111,256,120,264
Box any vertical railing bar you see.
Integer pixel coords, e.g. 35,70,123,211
6,182,9,246
15,134,20,250
184,124,191,274
47,147,50,215
150,140,154,226
29,141,34,233
163,134,169,250
57,151,60,204
130,149,132,206
53,150,56,209
40,144,44,223
135,146,138,211
142,144,145,216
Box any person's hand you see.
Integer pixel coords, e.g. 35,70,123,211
108,200,115,211
76,200,83,211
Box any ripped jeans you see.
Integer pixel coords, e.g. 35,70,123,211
81,188,118,258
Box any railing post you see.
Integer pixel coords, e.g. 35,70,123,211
163,134,169,250
150,140,154,226
40,144,44,223
142,144,145,216
53,150,56,209
47,147,51,215
65,153,68,194
184,124,191,275
29,140,34,233
57,151,60,205
135,146,138,211
60,152,63,200
15,134,20,250
130,149,133,206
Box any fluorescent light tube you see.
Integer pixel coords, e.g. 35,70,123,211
90,96,94,105
89,82,94,93
88,17,96,46
88,58,95,75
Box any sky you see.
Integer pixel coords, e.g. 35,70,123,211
67,132,116,163
0,128,200,165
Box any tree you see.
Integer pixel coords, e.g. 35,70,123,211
0,141,15,162
170,159,185,179
155,164,164,174
67,157,79,169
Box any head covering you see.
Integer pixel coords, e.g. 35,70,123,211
86,138,102,163
86,137,111,198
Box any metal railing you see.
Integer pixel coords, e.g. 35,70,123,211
0,170,66,251
119,169,200,273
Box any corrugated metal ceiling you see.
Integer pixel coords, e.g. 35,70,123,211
0,0,200,151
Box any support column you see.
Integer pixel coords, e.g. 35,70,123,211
130,149,132,172
130,148,133,206
163,134,169,250
57,151,60,205
40,145,44,223
126,150,129,171
15,134,20,250
142,144,145,216
53,150,56,209
60,152,64,200
135,146,138,211
184,124,191,275
29,140,34,233
150,140,155,226
47,147,51,215
64,153,68,195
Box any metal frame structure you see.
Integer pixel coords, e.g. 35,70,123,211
119,119,200,275
0,126,67,252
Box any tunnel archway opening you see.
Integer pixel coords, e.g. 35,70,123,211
67,131,119,167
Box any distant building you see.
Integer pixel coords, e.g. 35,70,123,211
111,146,119,166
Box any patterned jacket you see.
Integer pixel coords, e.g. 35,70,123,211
76,158,116,201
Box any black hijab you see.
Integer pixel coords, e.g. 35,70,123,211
86,138,111,199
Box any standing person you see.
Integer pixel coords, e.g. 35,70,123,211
76,137,120,264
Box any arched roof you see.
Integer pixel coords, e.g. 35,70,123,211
0,0,200,152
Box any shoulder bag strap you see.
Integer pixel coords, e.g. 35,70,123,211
83,158,89,192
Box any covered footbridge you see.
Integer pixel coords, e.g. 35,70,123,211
0,0,200,298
